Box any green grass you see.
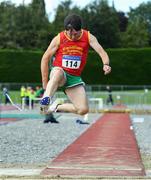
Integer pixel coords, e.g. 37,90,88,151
0,91,20,104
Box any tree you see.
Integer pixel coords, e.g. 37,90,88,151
0,1,17,48
0,0,51,49
31,0,46,17
28,0,50,49
117,11,128,32
81,0,121,48
121,17,149,48
128,2,151,45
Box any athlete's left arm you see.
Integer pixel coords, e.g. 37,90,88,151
89,33,111,75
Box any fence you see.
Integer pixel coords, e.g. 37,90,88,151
0,83,151,91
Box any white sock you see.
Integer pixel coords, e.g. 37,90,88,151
83,113,88,122
43,91,50,98
78,113,88,122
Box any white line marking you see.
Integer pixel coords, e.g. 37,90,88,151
0,168,41,176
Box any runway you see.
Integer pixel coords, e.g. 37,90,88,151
42,111,145,177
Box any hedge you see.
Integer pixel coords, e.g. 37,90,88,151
83,48,151,85
0,50,42,83
0,48,151,85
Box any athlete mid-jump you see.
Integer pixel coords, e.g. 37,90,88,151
40,14,111,115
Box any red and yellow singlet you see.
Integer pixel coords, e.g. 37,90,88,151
53,29,90,76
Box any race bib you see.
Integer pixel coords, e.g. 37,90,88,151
62,55,81,69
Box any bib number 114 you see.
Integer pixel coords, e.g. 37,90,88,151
62,55,81,69
63,60,80,69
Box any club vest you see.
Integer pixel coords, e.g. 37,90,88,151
53,29,90,76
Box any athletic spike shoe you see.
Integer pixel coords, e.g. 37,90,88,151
40,96,51,114
47,99,61,114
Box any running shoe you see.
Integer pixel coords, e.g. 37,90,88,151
40,96,51,114
43,113,59,123
47,99,60,113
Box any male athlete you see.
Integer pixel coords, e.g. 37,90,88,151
40,14,111,115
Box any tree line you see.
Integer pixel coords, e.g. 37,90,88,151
0,0,150,50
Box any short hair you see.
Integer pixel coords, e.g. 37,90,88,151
64,14,82,31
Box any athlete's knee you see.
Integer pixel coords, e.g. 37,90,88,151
52,68,64,77
77,106,89,115
50,68,64,82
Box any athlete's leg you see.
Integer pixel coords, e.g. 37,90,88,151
43,67,66,97
57,85,89,115
40,67,66,114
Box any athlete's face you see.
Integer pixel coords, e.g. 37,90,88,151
66,29,82,40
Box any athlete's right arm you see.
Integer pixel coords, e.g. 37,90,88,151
41,35,60,89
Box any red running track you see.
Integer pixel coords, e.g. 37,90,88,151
42,113,145,177
0,118,20,125
0,105,17,111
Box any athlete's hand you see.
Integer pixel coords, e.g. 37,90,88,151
103,64,111,75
